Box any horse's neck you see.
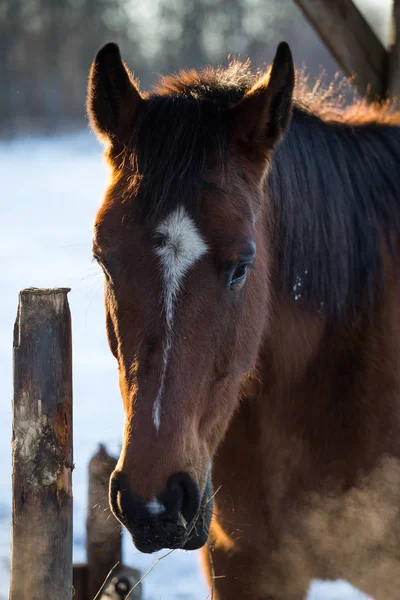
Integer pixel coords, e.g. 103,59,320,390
211,282,400,550
257,285,400,475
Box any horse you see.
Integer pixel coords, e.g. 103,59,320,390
87,41,400,599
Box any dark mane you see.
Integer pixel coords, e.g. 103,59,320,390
129,61,400,319
270,107,400,319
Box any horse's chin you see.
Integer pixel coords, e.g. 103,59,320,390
130,515,210,553
181,501,213,551
181,525,209,550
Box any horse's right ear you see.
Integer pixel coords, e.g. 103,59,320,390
87,43,143,144
231,42,294,156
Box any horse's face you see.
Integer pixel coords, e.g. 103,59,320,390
88,43,294,553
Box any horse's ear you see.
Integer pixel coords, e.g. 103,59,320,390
87,43,143,144
231,42,295,152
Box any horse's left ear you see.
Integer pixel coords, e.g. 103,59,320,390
231,42,295,152
87,43,143,144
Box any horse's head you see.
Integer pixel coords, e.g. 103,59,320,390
88,42,294,553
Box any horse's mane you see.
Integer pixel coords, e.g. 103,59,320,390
270,93,400,319
129,60,400,319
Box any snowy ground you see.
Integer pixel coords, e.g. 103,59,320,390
0,133,371,599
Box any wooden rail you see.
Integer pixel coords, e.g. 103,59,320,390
293,0,388,100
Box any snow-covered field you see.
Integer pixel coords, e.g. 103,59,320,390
0,133,371,599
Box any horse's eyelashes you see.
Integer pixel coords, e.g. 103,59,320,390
93,255,113,281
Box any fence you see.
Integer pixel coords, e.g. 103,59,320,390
10,288,142,600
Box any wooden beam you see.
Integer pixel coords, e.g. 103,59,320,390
10,288,73,600
389,0,400,105
293,0,388,100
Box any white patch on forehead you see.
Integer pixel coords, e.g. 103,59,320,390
155,206,208,319
146,497,166,516
152,206,207,430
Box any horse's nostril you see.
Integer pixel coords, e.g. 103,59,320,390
110,470,121,495
165,472,201,524
109,470,125,522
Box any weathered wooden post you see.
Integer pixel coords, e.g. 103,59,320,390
10,288,73,600
87,444,122,598
73,444,142,600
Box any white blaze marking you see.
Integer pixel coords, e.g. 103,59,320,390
153,206,207,430
146,497,166,516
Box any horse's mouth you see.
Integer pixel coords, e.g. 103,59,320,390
180,472,214,550
180,502,212,550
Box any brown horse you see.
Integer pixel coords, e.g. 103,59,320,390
88,41,400,599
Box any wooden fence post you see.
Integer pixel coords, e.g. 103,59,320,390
73,445,143,600
10,288,73,600
87,444,122,598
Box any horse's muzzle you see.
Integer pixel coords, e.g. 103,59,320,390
109,470,213,553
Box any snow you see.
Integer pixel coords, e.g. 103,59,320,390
0,133,372,599
307,581,371,600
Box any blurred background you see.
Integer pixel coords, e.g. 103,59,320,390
0,0,392,136
0,1,393,599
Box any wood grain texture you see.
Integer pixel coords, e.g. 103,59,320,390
10,288,73,600
293,0,388,99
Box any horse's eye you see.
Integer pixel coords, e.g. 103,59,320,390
229,262,250,288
